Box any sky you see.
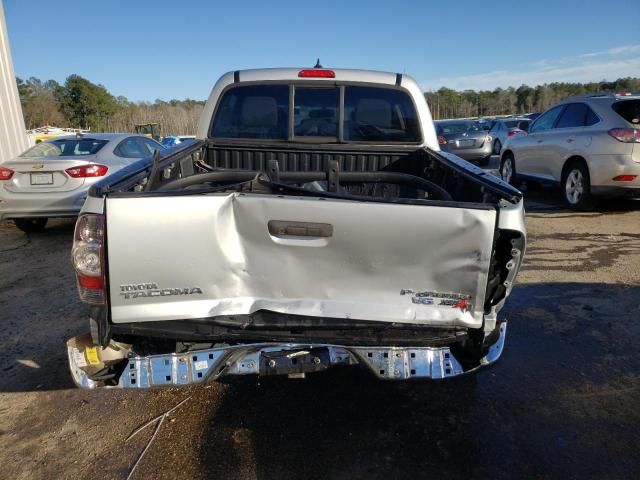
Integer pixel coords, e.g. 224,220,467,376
4,0,640,102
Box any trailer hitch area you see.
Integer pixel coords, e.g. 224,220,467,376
260,347,332,377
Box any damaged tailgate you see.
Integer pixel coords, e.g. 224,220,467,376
106,193,497,328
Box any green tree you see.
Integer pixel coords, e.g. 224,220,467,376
57,75,119,130
16,77,31,104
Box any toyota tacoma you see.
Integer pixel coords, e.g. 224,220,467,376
67,67,526,388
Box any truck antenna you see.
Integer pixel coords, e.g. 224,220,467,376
314,58,323,68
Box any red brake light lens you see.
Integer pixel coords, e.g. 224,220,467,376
612,175,638,182
507,129,518,137
71,214,106,304
77,274,104,289
66,164,109,178
608,128,640,143
298,69,335,78
437,135,447,145
0,167,14,180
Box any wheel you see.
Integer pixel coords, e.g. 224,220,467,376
477,155,491,167
14,218,48,233
500,154,517,187
562,162,597,211
493,139,502,155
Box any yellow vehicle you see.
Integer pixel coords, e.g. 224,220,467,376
134,123,162,141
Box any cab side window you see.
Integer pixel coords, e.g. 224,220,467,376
529,105,564,133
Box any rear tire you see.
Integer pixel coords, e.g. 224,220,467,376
500,153,518,187
14,218,48,233
562,162,597,211
493,139,502,155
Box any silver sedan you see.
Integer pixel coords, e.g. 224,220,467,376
0,133,164,232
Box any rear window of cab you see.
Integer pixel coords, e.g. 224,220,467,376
211,84,422,143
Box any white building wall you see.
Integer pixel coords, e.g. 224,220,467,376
0,0,28,161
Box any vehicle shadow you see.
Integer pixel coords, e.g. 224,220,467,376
196,282,640,480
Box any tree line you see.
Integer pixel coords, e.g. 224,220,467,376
17,75,204,135
427,77,640,119
16,74,640,134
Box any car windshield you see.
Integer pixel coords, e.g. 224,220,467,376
612,99,640,125
211,84,421,143
436,122,479,134
20,138,109,158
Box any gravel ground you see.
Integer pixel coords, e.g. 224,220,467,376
1,167,639,479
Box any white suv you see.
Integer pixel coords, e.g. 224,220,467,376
499,93,640,210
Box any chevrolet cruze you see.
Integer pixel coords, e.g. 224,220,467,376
0,133,164,232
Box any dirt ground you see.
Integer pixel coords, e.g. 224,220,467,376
1,177,639,479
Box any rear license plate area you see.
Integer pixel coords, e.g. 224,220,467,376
260,347,331,376
457,139,475,147
30,172,54,185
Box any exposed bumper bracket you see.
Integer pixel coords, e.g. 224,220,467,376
67,323,507,389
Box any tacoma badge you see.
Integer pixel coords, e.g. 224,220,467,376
119,283,203,299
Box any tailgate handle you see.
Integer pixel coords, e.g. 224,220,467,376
268,220,333,238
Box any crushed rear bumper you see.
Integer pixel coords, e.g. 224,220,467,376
67,323,507,388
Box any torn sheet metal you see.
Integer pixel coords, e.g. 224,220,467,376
106,193,496,328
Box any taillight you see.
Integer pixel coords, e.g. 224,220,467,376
298,69,335,78
65,164,109,178
507,129,518,137
608,128,640,143
486,135,493,142
437,135,447,145
612,175,638,181
71,214,105,304
0,167,14,180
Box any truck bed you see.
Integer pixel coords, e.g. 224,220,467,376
89,141,523,345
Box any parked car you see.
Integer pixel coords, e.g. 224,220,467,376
161,135,196,148
66,67,525,389
499,92,640,210
0,133,165,232
525,112,541,120
489,117,531,155
435,120,493,166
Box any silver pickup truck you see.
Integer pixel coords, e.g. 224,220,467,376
67,67,526,388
